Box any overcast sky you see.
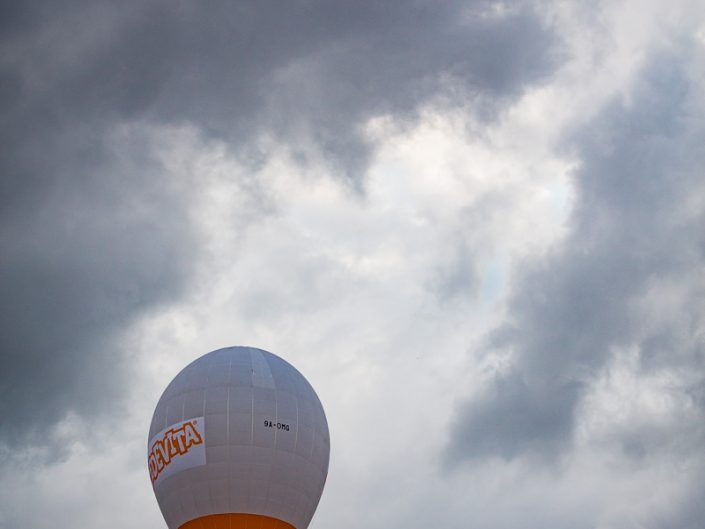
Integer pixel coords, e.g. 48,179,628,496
2,1,705,528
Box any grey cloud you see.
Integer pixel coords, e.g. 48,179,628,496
1,1,561,449
4,0,561,178
0,129,195,449
447,370,582,461
432,243,479,307
658,478,705,529
446,46,705,463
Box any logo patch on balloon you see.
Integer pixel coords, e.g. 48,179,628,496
148,417,206,487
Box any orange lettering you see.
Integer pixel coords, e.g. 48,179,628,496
183,422,203,449
148,420,204,483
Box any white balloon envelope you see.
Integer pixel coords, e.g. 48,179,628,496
148,346,330,529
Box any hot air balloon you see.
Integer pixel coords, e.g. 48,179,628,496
147,346,330,529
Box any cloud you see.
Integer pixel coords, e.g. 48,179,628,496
446,41,705,465
3,0,561,176
0,125,197,449
0,0,560,450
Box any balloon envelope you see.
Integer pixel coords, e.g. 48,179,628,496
148,346,330,529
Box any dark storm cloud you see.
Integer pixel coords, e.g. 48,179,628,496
1,1,560,449
446,46,705,463
4,0,560,176
0,129,195,448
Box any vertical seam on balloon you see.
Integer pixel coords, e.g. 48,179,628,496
202,364,209,527
292,371,300,522
265,374,278,514
227,356,232,444
250,377,254,445
309,383,316,464
274,385,278,448
202,374,207,418
227,356,232,512
308,427,315,462
293,376,300,455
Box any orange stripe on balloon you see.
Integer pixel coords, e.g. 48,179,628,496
179,513,296,529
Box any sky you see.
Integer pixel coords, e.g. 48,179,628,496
1,1,705,528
